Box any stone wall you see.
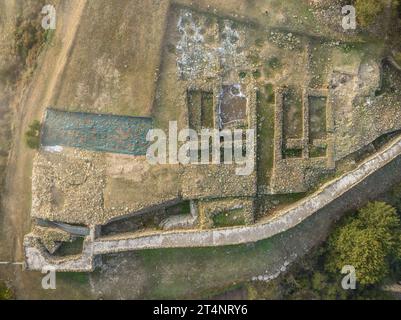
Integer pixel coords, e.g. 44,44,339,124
24,124,401,272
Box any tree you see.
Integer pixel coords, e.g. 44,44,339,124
25,120,41,149
325,202,401,286
354,0,387,27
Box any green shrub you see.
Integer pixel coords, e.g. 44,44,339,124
239,71,247,79
252,69,261,79
25,120,41,149
267,56,281,70
0,282,14,300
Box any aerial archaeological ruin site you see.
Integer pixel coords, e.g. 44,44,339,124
1,0,401,300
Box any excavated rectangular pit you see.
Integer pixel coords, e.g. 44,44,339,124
187,90,214,130
309,96,327,140
219,85,247,129
282,87,303,140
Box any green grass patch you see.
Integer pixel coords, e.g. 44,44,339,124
266,56,281,70
44,29,55,46
57,272,90,285
256,87,275,187
54,237,84,257
166,201,191,216
264,84,275,103
274,193,306,203
255,38,264,47
137,238,274,299
394,51,401,67
213,209,247,228
310,146,327,158
283,148,302,159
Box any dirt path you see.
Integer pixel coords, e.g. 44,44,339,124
41,0,87,109
0,0,87,263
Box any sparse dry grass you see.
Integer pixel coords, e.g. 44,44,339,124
53,0,170,117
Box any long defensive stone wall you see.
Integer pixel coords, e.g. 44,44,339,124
92,135,401,254
24,135,401,271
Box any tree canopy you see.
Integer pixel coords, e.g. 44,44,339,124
354,0,387,27
325,202,401,286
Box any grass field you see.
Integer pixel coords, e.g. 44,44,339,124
53,0,170,117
